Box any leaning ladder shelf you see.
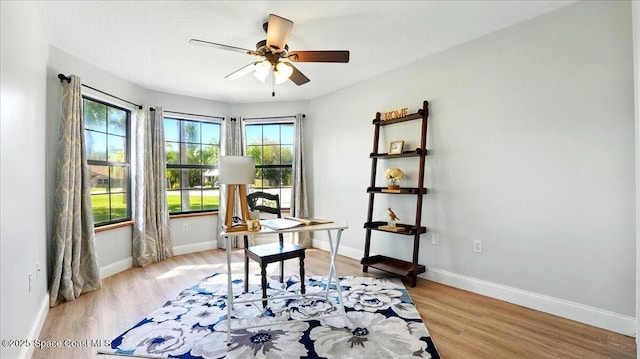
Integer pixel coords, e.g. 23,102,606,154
361,100,429,287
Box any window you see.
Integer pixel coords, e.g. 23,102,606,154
164,117,222,214
245,122,294,208
83,97,131,225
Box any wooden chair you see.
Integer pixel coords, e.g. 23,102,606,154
243,191,306,307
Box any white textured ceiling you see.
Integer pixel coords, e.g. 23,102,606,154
36,1,575,103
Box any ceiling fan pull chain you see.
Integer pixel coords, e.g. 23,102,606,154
272,71,276,97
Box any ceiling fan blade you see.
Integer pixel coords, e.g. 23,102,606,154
225,62,258,79
288,50,350,63
289,64,310,86
266,14,293,53
189,39,259,56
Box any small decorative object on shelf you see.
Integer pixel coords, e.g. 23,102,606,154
384,167,404,190
388,140,404,155
383,107,409,120
387,207,400,223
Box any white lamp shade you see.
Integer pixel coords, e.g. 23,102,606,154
274,62,293,84
219,156,255,184
253,60,271,83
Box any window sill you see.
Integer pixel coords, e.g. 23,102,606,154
170,212,218,219
95,220,134,233
169,209,291,219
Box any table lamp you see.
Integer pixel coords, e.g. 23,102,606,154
219,156,255,232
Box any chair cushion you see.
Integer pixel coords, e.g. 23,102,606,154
246,242,305,263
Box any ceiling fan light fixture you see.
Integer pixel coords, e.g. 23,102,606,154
274,62,293,84
253,60,271,82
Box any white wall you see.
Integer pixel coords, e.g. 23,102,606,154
1,2,50,358
309,0,635,334
231,100,310,119
146,88,229,116
169,216,218,256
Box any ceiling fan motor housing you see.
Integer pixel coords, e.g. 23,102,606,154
256,39,289,58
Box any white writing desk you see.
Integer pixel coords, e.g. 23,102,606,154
220,221,349,345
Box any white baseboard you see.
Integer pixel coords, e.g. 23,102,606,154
424,266,636,336
100,257,132,279
99,242,217,279
313,240,636,336
20,293,49,359
173,241,217,256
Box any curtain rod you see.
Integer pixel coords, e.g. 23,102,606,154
57,73,143,110
242,114,305,120
149,108,223,120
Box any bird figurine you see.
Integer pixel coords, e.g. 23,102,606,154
387,207,400,222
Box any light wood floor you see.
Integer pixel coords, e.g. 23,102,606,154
34,249,636,358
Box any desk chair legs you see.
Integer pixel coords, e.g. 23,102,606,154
256,259,305,308
279,260,284,285
244,255,250,293
260,265,268,308
299,255,306,295
244,257,307,308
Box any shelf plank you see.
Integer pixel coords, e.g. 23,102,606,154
367,187,428,195
361,255,426,277
372,111,423,126
364,221,427,235
370,148,427,159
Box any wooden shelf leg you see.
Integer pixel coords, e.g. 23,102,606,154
408,274,417,288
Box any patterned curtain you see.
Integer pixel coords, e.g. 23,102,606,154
291,113,311,247
217,118,244,249
49,75,101,307
132,107,172,266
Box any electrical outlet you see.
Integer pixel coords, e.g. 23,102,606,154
431,233,440,245
182,224,188,232
473,240,482,253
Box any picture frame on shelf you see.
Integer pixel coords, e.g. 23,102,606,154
388,140,404,155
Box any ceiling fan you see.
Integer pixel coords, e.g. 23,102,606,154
189,14,349,95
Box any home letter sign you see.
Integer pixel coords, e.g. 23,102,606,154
383,107,409,120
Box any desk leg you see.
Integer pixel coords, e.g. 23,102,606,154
327,229,350,327
325,229,335,299
225,234,233,345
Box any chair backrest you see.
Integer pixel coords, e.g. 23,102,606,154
247,191,282,218
245,191,284,246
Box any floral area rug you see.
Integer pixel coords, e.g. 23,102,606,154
98,273,440,358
